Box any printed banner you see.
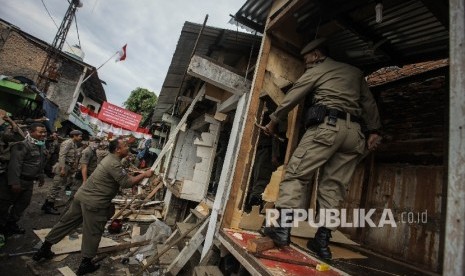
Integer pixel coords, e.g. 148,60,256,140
97,102,142,131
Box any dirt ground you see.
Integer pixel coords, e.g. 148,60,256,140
0,176,145,276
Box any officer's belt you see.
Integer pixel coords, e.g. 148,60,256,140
326,109,362,124
20,175,39,181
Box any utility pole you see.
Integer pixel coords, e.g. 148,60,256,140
36,0,83,93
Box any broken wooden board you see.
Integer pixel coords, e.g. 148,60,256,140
291,237,366,260
58,266,77,276
193,265,224,276
222,228,344,276
125,213,159,222
246,237,275,253
52,254,69,262
239,205,265,231
132,225,141,239
156,244,180,265
290,221,359,245
262,165,284,202
34,229,119,255
177,222,199,239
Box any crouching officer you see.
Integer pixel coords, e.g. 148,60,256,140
33,137,154,275
41,129,82,214
0,123,47,237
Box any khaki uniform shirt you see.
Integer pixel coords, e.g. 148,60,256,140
8,140,47,186
270,58,381,131
58,138,79,169
79,147,98,175
74,153,131,208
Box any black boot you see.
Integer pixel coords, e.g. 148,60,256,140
307,227,332,260
76,257,100,275
263,208,293,247
32,240,55,261
5,222,25,235
41,200,60,215
244,194,263,213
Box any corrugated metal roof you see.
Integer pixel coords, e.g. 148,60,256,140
231,0,449,72
152,22,261,122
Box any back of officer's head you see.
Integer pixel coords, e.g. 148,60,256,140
109,138,119,153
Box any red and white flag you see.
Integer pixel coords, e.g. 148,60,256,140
116,44,127,62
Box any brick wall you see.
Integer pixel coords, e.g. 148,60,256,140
0,26,84,118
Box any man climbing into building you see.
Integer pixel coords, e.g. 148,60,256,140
262,37,382,260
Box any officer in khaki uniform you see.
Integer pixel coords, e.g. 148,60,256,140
263,38,382,260
78,137,99,184
41,130,83,214
33,137,154,275
0,123,47,237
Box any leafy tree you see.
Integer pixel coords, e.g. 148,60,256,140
123,87,158,124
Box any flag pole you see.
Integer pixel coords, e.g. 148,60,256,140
81,51,119,84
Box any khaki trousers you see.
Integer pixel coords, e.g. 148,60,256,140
276,117,365,220
45,198,109,258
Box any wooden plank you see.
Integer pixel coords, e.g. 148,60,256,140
156,244,180,265
193,266,224,276
246,237,275,253
165,219,208,275
188,55,251,95
222,30,272,230
141,86,206,186
177,222,198,239
261,70,286,105
218,95,240,113
266,0,307,32
262,165,284,202
239,206,265,231
202,93,249,258
34,229,119,255
58,266,76,276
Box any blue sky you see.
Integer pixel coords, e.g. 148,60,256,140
0,0,246,106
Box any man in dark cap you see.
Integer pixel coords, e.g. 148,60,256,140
41,129,82,214
262,37,382,260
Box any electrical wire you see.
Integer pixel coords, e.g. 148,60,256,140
74,13,81,48
40,0,59,29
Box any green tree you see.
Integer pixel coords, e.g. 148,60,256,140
123,87,158,125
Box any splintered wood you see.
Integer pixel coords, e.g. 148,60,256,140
111,175,164,222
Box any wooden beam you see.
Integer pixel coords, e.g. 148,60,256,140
222,31,273,229
266,0,306,32
217,95,240,113
260,70,287,105
187,55,251,95
444,0,465,275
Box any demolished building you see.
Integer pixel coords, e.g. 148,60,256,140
142,0,461,275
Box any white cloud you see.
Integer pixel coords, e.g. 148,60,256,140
0,0,246,106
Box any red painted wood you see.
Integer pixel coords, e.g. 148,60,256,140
224,229,341,276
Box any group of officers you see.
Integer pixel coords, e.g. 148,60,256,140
0,111,151,275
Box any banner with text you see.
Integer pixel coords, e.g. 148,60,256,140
97,101,142,131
